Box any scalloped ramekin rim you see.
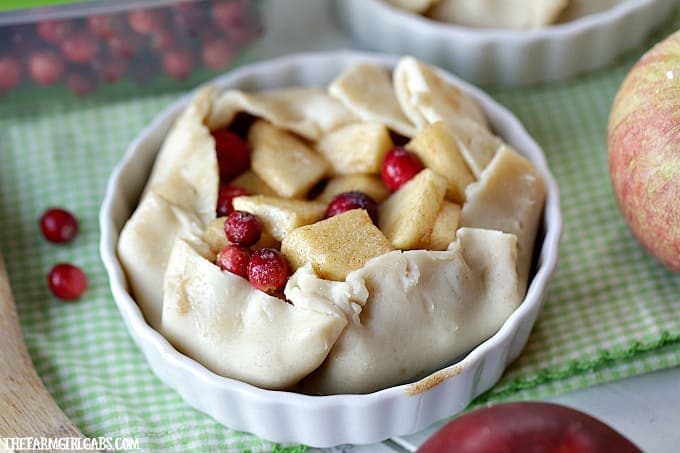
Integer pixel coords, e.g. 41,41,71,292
99,50,562,446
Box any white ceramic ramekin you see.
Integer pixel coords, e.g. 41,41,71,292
334,0,677,86
99,51,562,447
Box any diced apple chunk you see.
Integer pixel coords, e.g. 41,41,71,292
282,209,394,281
229,170,277,196
316,121,393,175
248,120,329,198
418,201,461,250
232,195,326,242
202,217,279,255
406,121,474,204
378,168,447,250
316,174,390,204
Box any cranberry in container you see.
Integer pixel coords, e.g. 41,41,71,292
0,0,263,97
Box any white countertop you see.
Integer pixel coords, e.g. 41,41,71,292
255,1,680,451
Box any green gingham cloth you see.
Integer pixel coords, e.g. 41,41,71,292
1,12,680,453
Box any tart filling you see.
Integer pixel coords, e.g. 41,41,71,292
386,0,626,30
117,57,546,394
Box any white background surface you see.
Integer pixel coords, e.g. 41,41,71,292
255,1,680,451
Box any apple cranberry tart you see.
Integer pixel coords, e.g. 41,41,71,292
387,0,570,29
117,57,546,394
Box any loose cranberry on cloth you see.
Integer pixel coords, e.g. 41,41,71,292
40,208,78,243
47,263,87,301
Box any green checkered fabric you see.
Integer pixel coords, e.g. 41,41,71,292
1,11,679,453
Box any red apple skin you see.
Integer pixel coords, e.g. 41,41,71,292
607,30,680,273
418,402,640,453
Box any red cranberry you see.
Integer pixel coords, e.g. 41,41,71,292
0,56,23,90
127,9,167,35
211,1,244,30
150,29,177,52
171,2,208,37
247,248,290,295
162,48,194,80
216,184,248,216
88,14,124,39
211,129,250,180
67,72,97,96
226,23,260,45
381,147,424,191
47,263,87,301
225,210,262,246
92,55,128,84
326,191,378,224
28,51,65,86
36,19,75,44
216,244,251,278
40,208,79,243
107,34,141,60
201,38,234,70
60,32,100,64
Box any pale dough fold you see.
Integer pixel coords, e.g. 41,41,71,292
329,62,417,137
207,88,357,141
300,227,521,395
162,240,353,390
461,145,547,296
386,0,440,13
118,85,219,328
428,0,569,29
394,56,489,131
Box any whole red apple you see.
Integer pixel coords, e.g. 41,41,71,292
607,30,680,273
418,402,640,452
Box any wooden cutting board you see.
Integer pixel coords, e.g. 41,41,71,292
0,252,83,442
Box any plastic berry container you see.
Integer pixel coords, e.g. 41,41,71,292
0,0,263,97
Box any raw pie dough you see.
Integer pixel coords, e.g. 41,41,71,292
117,57,547,394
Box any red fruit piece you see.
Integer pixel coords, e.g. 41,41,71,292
225,210,262,246
171,2,208,37
211,1,244,30
418,402,640,453
60,32,100,64
162,48,194,80
107,34,141,60
381,147,424,192
216,244,251,278
28,51,65,86
67,72,97,97
47,263,87,301
127,8,167,35
88,14,124,39
211,129,250,180
216,184,248,217
247,248,290,295
40,208,79,243
325,191,378,224
92,55,128,84
0,56,23,90
201,38,234,70
150,29,177,52
36,19,75,44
